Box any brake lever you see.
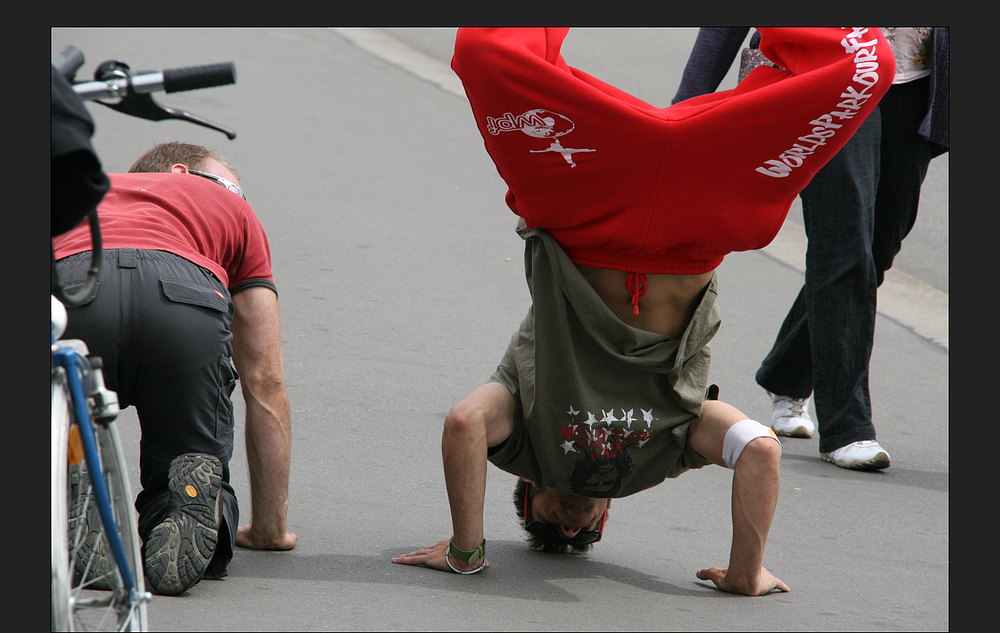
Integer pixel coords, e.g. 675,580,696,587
92,60,236,140
98,93,237,140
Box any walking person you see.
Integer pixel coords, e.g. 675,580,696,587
672,27,948,470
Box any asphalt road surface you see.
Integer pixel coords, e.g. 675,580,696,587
50,28,949,631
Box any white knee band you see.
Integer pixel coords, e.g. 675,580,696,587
722,419,779,469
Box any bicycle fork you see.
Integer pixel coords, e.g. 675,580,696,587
52,342,152,610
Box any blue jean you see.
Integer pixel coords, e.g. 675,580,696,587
755,77,943,453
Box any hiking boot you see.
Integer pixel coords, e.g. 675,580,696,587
821,440,891,470
767,391,815,438
143,453,222,595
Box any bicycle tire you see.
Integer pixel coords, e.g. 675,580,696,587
52,370,73,631
51,368,149,632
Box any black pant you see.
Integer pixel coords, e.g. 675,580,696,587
56,248,239,578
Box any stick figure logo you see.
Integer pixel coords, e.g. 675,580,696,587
486,108,596,167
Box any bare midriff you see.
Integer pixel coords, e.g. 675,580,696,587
575,265,715,338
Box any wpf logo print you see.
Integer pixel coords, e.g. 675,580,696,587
486,109,573,137
486,108,595,168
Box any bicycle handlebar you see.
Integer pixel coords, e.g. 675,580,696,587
54,46,238,140
71,62,236,101
164,62,237,93
52,45,85,80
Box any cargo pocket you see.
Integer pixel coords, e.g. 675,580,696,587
215,356,238,454
160,278,230,312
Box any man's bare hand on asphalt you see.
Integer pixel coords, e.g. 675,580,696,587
696,564,789,596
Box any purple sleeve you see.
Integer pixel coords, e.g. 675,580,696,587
671,27,752,104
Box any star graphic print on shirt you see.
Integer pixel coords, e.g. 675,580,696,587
559,403,661,496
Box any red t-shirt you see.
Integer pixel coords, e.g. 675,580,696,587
53,172,274,291
452,27,894,274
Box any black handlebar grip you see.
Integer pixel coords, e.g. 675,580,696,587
162,62,236,94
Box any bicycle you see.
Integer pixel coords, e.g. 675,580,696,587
51,45,237,632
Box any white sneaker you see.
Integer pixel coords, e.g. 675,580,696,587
821,440,891,470
767,392,815,438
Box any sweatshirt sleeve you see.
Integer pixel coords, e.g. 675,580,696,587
666,27,896,239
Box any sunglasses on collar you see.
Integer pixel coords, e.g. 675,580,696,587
523,481,607,545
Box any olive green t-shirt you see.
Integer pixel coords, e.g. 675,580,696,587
488,223,717,498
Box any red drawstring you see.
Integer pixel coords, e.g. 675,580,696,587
626,272,646,316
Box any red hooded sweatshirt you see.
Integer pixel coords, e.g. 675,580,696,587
452,27,894,275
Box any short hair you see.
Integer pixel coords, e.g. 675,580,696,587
513,478,606,554
128,141,240,179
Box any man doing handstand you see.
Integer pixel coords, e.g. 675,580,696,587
393,27,893,596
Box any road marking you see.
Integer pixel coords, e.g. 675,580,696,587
334,27,949,352
332,27,466,98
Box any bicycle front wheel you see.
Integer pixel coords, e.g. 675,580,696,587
52,370,73,630
52,369,149,631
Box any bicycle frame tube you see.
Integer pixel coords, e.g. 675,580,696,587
52,345,138,605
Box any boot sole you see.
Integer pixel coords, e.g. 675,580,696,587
144,454,222,595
